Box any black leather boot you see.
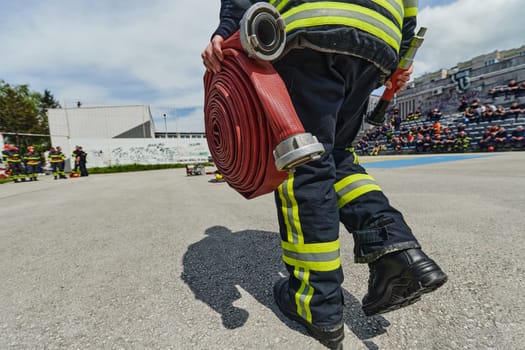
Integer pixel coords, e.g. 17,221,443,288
274,278,344,349
362,248,447,316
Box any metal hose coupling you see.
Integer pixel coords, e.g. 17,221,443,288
240,3,325,170
240,2,286,61
273,134,325,171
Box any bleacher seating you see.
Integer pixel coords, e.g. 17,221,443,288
355,114,525,155
355,78,525,156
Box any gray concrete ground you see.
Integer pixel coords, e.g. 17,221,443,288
1,152,524,350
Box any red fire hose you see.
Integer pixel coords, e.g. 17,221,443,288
204,31,306,199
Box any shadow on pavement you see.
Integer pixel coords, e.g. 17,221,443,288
181,225,389,348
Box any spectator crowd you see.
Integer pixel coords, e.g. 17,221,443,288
355,78,525,155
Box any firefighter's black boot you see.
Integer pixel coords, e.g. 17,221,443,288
362,248,447,316
274,278,344,349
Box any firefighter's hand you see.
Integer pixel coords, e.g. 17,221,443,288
202,35,225,74
385,64,414,93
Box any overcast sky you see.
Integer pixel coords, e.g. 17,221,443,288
1,0,524,132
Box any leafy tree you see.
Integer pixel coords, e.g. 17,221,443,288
0,80,60,149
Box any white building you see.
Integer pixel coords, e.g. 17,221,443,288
47,105,210,169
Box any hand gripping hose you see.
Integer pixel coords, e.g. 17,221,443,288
204,3,324,199
204,31,293,199
204,31,313,199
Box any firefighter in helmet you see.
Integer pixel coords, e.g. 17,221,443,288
5,144,23,183
23,145,41,181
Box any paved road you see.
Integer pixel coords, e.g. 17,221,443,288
1,152,524,349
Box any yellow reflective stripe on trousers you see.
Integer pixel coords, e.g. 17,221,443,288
335,174,382,208
278,172,304,244
294,268,314,323
281,2,402,52
403,0,418,17
282,239,341,272
277,172,317,324
345,146,360,165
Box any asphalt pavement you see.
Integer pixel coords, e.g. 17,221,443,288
1,152,524,350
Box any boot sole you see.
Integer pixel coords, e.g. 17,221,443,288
273,280,344,350
362,268,448,317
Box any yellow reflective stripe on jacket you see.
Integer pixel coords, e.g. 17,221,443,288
403,0,418,17
335,173,382,208
269,0,290,12
25,155,40,164
282,239,341,272
372,0,403,25
7,153,21,162
277,172,304,244
49,154,65,163
294,268,314,323
281,2,402,52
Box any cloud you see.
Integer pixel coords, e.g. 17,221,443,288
1,0,523,132
416,0,525,76
1,1,219,108
150,106,205,134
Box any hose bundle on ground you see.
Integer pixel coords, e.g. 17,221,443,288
204,31,306,199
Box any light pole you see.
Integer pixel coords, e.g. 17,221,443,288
163,113,168,139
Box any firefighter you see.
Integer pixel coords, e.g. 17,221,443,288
23,145,41,181
72,145,89,176
48,146,67,179
454,131,471,153
5,144,23,183
203,1,447,348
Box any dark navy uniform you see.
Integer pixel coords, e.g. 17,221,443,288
48,147,67,179
23,147,41,181
72,146,89,176
209,1,446,347
5,147,23,183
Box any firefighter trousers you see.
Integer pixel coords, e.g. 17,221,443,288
26,164,38,179
8,162,21,180
51,162,65,177
273,49,420,327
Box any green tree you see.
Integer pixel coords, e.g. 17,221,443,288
0,80,60,149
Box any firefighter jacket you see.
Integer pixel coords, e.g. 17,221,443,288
6,149,22,164
213,0,418,76
48,151,65,163
24,151,41,166
72,149,87,162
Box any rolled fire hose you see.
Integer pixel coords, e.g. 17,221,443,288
204,3,324,199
